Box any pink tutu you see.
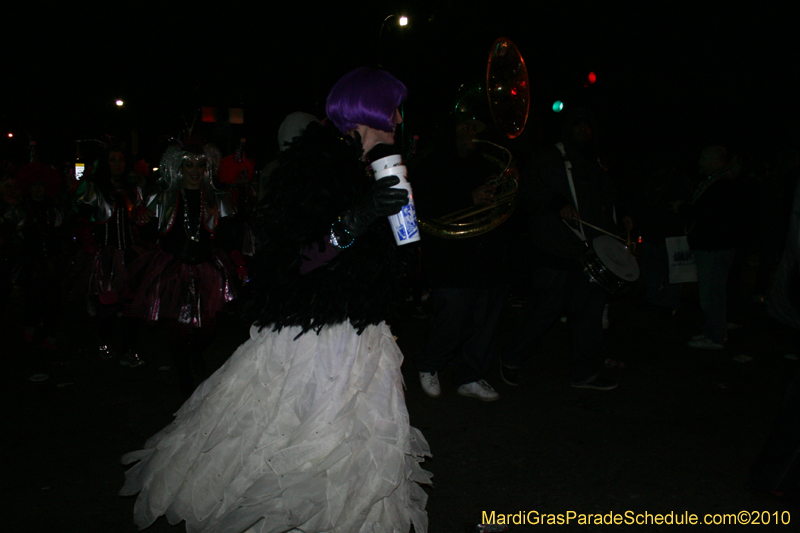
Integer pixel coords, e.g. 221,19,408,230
128,248,237,327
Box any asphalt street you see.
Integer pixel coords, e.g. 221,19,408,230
7,261,800,532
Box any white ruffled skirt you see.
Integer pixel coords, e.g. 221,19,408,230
120,322,431,533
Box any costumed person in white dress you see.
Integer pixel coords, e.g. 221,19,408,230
120,67,432,533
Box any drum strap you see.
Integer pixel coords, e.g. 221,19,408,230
555,142,586,241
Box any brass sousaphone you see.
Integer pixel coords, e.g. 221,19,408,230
418,37,530,238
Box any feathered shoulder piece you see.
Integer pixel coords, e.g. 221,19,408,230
246,122,411,335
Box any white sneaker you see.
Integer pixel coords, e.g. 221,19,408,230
687,336,724,350
457,380,499,401
419,372,441,398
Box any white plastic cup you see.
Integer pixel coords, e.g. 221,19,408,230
370,154,403,173
373,165,420,246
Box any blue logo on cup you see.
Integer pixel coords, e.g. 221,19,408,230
394,203,419,242
402,204,418,239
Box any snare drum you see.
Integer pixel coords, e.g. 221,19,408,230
580,236,640,294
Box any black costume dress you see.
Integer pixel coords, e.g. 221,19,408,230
121,123,431,533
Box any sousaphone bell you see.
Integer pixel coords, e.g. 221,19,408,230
418,37,530,238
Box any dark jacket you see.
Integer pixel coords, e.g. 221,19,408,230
521,142,617,268
633,168,691,243
685,170,743,251
413,149,507,289
248,122,411,335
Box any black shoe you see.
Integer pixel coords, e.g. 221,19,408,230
500,365,520,387
571,375,617,390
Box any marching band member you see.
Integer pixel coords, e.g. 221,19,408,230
501,109,621,390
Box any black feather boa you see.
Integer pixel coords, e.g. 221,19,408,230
247,122,412,336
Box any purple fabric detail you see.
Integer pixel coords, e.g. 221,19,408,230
300,236,340,275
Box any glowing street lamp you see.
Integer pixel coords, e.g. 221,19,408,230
115,99,124,107
378,14,409,67
380,13,409,37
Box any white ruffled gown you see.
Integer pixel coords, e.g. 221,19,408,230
120,322,431,533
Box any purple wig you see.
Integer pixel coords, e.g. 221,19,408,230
325,67,407,134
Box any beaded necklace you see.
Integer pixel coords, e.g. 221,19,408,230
182,189,202,242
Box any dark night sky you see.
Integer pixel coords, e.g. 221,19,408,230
2,2,798,183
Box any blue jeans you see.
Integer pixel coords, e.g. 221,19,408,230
693,248,736,344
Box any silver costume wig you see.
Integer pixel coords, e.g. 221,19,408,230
158,143,221,191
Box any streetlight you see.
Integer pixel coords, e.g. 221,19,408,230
378,14,409,67
377,13,411,152
115,99,124,107
379,13,409,40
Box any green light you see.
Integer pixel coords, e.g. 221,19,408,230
552,100,564,113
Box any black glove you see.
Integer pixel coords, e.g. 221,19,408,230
340,175,409,237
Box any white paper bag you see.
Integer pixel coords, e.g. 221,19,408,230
665,236,697,284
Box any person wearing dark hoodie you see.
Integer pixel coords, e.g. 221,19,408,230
500,109,624,390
